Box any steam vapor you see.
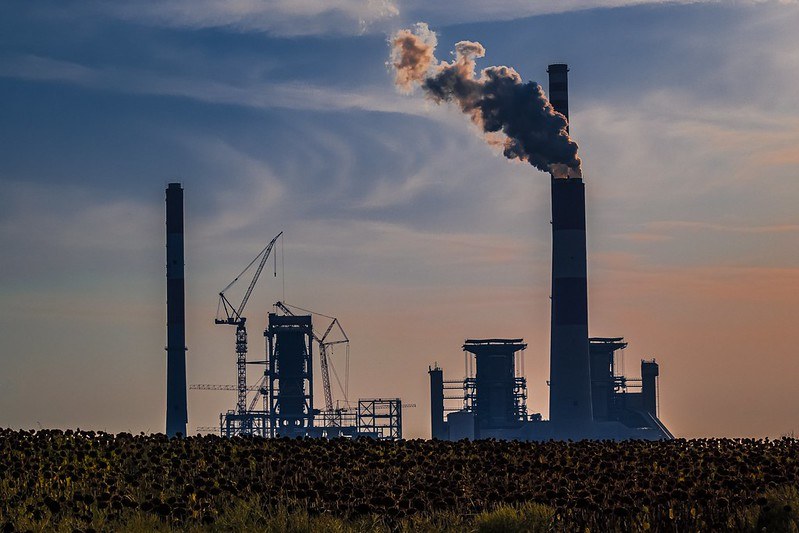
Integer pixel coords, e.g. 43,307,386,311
391,23,581,179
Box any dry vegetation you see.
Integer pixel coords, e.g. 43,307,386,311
1,429,798,531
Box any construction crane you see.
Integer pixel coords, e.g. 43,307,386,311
273,301,348,414
215,232,283,422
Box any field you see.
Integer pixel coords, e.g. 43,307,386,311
1,429,799,532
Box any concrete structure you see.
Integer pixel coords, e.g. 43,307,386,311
447,411,476,441
428,365,447,439
266,313,315,437
548,62,594,437
549,176,594,437
641,359,659,417
165,183,188,437
547,64,570,125
463,339,528,436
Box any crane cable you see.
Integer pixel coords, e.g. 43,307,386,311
276,301,350,404
282,302,339,322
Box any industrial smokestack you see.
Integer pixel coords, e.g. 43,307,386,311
428,365,446,439
548,65,593,436
165,183,188,437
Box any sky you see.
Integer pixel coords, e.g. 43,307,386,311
1,0,798,439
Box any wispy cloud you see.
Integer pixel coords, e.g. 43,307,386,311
172,136,286,239
0,54,432,116
99,0,399,36
89,0,786,36
354,221,532,266
398,0,781,27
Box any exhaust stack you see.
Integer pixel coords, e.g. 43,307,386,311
166,182,188,437
547,64,570,127
547,65,593,436
429,365,446,439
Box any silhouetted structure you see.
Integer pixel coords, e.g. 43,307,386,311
266,313,315,437
547,64,570,126
589,338,672,437
547,63,594,436
212,306,404,440
427,64,673,441
549,176,594,437
428,365,446,439
545,64,671,439
430,339,548,441
215,233,282,436
165,183,188,437
464,339,528,437
357,399,403,440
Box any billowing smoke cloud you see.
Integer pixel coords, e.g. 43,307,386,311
391,23,581,179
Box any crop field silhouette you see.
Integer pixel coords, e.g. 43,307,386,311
1,429,799,531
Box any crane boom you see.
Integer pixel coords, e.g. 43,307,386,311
236,231,282,320
215,231,283,325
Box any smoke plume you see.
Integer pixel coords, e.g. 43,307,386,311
391,23,581,178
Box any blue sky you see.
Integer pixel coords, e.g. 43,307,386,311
1,0,798,438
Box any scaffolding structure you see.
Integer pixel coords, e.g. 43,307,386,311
463,339,529,433
316,408,357,430
357,399,402,440
210,310,403,440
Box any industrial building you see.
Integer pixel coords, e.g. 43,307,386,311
163,185,404,440
205,236,402,439
165,64,673,442
428,65,673,441
216,310,403,440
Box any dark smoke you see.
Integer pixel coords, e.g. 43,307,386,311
391,23,581,178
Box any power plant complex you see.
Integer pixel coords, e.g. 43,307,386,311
427,65,673,441
164,63,673,441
